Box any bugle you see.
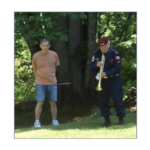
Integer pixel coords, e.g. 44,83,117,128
95,54,107,91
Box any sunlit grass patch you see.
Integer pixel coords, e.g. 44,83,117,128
15,108,136,139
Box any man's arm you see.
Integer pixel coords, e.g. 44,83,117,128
90,54,100,70
105,53,121,77
32,55,37,75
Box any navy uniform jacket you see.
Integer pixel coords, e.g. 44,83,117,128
90,48,121,77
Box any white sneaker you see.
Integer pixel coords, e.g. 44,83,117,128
52,120,59,126
34,121,41,129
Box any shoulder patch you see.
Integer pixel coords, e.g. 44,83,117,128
114,53,121,65
115,55,120,60
91,55,95,62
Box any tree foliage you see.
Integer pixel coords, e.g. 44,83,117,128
15,12,136,104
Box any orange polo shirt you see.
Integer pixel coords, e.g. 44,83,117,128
32,50,60,85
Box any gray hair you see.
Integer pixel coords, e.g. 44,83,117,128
40,38,50,45
107,40,110,45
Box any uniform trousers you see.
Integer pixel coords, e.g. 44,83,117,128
98,76,125,117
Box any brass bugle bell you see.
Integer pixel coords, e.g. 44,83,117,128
95,54,107,91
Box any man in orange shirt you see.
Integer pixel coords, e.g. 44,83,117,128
32,39,60,128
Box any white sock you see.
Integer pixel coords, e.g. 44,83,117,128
35,120,39,122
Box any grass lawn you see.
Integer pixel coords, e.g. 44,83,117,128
15,108,136,139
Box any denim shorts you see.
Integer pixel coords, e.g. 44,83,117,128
36,84,57,102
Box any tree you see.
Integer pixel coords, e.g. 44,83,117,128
15,12,136,105
68,13,83,102
84,12,98,99
51,13,70,105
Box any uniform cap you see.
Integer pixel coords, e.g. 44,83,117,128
98,37,109,46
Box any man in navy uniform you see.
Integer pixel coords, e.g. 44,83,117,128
90,37,125,127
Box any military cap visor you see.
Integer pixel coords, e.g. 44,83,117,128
98,37,109,46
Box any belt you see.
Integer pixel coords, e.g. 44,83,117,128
103,74,118,79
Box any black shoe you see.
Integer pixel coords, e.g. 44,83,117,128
119,117,124,126
101,116,111,127
101,121,111,127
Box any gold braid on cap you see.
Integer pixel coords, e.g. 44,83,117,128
100,42,105,46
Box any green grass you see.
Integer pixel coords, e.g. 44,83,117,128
15,108,136,139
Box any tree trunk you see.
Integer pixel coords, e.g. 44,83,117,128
27,44,41,60
84,12,98,99
51,16,71,106
68,13,83,103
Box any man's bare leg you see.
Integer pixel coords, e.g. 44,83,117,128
35,101,44,120
50,102,57,120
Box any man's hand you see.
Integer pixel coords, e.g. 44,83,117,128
96,61,104,67
101,72,107,78
95,72,107,80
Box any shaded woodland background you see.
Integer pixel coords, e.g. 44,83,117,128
15,12,136,108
